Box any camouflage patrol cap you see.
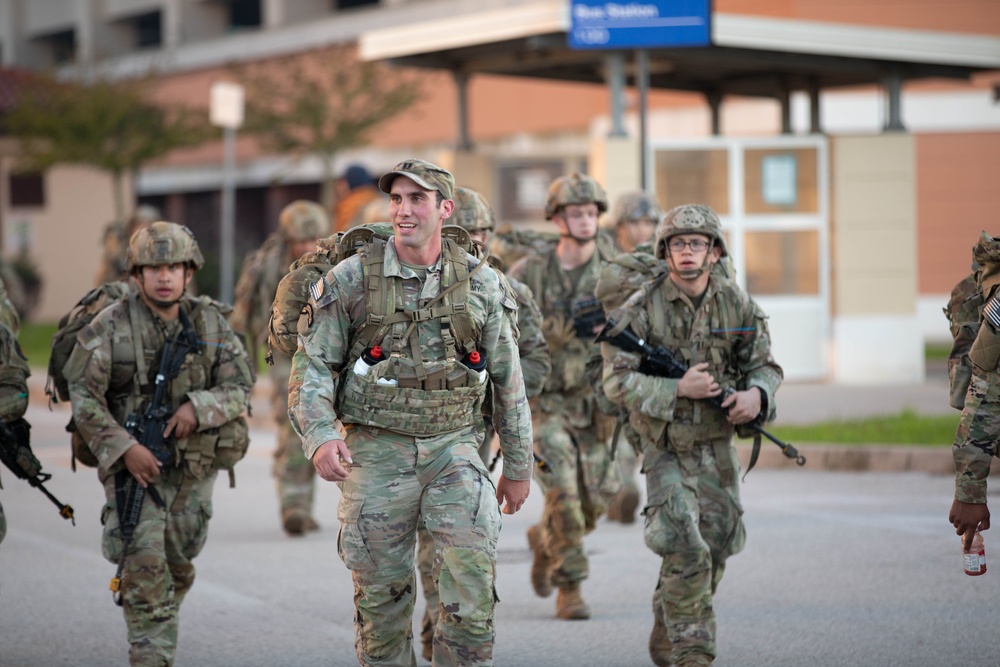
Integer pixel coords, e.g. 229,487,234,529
611,191,663,227
279,200,330,242
378,158,455,201
452,187,496,232
545,173,608,220
128,221,205,271
655,204,728,259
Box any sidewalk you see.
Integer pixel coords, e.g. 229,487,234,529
28,364,963,475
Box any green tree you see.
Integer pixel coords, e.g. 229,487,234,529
232,43,423,210
3,70,210,220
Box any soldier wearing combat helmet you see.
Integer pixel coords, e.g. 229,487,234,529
231,199,330,536
599,203,782,667
94,204,163,286
610,190,662,254
508,172,621,621
67,221,253,666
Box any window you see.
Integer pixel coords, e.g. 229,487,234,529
228,0,262,29
135,12,162,48
9,173,45,208
335,0,379,9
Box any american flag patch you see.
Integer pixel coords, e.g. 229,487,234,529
309,279,324,301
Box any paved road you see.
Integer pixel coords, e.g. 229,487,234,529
2,388,997,667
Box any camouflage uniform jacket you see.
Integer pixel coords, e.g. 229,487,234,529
508,275,550,399
94,220,131,285
289,237,533,481
0,310,28,423
954,232,1000,503
508,241,613,428
600,270,782,451
65,294,253,482
0,282,19,336
231,233,292,347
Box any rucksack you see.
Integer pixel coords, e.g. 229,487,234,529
46,280,133,468
267,223,484,362
231,232,288,347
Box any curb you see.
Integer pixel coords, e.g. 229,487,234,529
735,442,956,475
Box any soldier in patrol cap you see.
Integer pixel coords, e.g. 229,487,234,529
289,159,532,666
415,186,552,660
598,203,782,667
508,172,621,621
66,222,254,667
231,200,329,536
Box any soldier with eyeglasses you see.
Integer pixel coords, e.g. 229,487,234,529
597,204,783,667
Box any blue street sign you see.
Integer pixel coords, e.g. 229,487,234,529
568,0,711,50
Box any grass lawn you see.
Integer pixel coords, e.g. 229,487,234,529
18,321,58,370
738,410,959,447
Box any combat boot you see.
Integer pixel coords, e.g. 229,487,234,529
617,488,640,524
555,583,591,620
283,508,317,536
527,525,553,597
649,608,673,666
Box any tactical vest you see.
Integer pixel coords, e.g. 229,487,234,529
105,293,250,484
643,278,746,452
332,235,490,437
522,240,614,397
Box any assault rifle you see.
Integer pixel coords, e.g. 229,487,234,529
0,417,75,524
570,297,607,339
110,312,197,606
596,319,806,471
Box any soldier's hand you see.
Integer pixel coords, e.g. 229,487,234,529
721,387,763,425
677,362,721,400
164,402,199,439
123,444,163,488
313,439,353,482
950,499,991,550
496,475,530,515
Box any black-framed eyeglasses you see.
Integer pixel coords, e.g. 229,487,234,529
668,239,710,252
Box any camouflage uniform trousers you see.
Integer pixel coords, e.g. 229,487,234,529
338,424,501,667
417,425,494,657
269,354,315,518
531,413,621,588
643,438,746,666
100,466,216,667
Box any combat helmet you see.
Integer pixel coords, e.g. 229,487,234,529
452,187,496,233
280,200,330,242
128,221,205,271
544,173,608,220
654,204,729,260
611,191,663,227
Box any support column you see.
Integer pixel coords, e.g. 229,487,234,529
809,79,822,134
884,72,906,132
778,87,792,135
831,134,921,383
605,52,627,138
454,71,473,151
705,90,722,136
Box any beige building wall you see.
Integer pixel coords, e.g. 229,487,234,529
2,161,124,322
831,134,923,383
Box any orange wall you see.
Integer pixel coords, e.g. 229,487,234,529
916,132,1000,294
717,0,1000,35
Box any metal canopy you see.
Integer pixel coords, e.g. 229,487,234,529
360,8,1000,99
